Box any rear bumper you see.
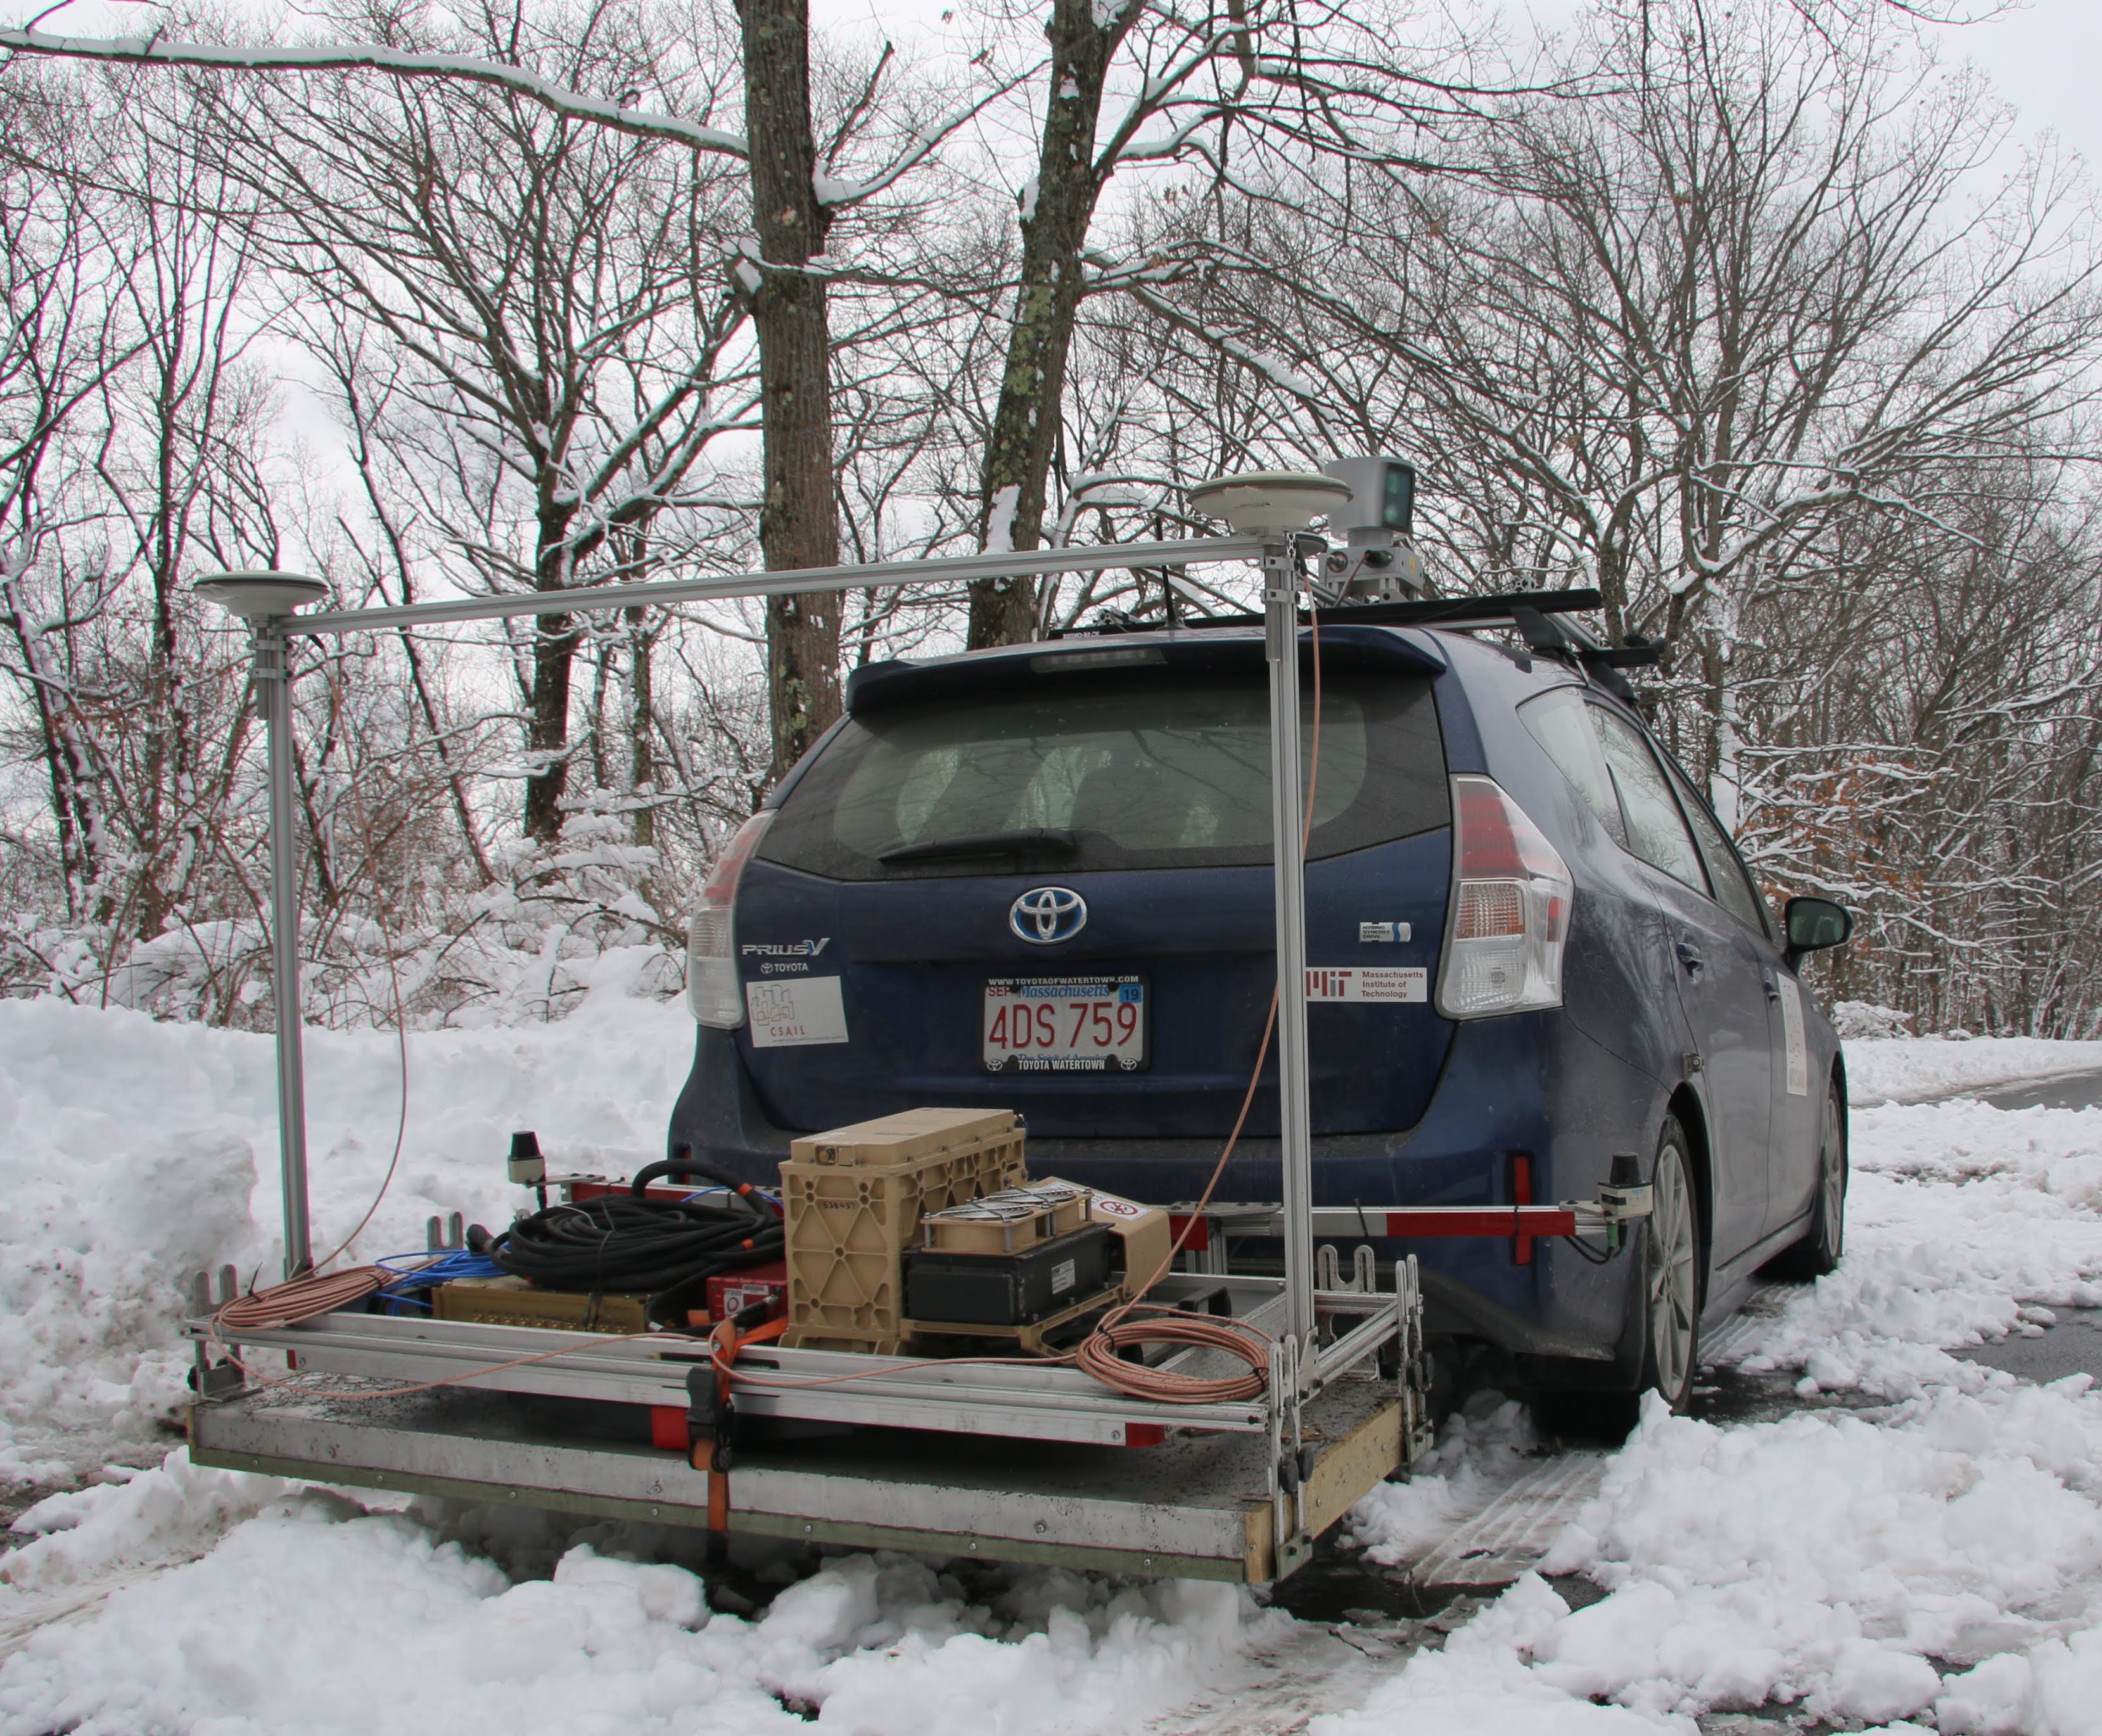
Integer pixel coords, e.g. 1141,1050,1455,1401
667,1012,1662,1367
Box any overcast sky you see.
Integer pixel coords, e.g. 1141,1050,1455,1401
1939,0,2102,169
26,0,2102,179
797,0,2102,186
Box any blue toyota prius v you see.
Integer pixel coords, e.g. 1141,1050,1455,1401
667,591,1854,1411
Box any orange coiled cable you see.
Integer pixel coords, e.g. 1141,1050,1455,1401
213,1267,386,1331
1073,1308,1270,1403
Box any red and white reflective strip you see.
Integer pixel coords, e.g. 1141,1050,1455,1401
1169,1204,1587,1243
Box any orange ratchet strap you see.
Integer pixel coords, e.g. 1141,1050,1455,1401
689,1312,787,1530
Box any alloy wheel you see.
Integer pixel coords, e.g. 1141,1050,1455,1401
1647,1137,1700,1407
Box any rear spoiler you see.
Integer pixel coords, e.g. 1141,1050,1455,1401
844,622,1444,714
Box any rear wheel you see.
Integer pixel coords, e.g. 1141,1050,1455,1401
1641,1120,1702,1411
1534,1117,1703,1440
1769,1080,1847,1280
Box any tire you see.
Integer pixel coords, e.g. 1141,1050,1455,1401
1535,1117,1703,1441
1769,1080,1847,1280
1641,1118,1702,1412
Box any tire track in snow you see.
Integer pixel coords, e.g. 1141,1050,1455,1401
0,1562,182,1659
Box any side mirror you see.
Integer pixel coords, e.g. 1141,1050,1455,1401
1784,897,1852,964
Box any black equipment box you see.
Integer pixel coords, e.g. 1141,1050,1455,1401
903,1223,1114,1327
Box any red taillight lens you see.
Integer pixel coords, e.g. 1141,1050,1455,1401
686,810,775,1028
1437,775,1574,1018
1455,777,1574,891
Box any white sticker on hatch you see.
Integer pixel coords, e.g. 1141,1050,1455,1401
1358,921,1412,943
1307,967,1428,1003
746,976,850,1048
1777,976,1808,1096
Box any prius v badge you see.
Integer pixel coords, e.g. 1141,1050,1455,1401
1010,886,1087,945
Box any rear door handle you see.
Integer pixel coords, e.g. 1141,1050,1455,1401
1673,941,1705,976
1763,977,1781,1000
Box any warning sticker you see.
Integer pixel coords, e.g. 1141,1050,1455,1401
1306,967,1429,1003
1358,921,1413,943
746,976,850,1047
1777,975,1808,1096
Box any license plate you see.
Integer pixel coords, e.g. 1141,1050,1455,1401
983,977,1148,1073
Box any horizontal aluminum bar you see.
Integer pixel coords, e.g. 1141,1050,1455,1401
192,1305,1271,1440
1312,1302,1403,1386
288,535,1268,637
1174,1203,1636,1242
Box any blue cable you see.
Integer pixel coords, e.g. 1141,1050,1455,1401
372,1247,503,1317
376,1248,504,1294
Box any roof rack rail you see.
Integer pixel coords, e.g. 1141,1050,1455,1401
1050,584,1666,698
1152,585,1607,633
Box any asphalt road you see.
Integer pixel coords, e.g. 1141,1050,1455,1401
1936,1069,2102,1381
1979,1070,2102,1111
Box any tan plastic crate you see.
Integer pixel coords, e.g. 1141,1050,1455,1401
787,1107,1022,1168
781,1108,1026,1353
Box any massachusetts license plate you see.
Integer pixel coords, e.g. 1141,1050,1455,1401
983,977,1149,1073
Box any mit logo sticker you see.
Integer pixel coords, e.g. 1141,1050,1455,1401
1306,967,1428,1003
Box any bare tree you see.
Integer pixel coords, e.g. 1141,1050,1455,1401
960,0,1474,646
0,68,140,916
161,6,756,840
1,3,1007,779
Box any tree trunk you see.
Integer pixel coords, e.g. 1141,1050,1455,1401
523,504,580,843
627,601,655,850
738,0,842,781
965,0,1128,649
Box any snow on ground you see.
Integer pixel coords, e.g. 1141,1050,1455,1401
1843,1036,2102,1107
1308,1094,2102,1735
9,1011,2102,1732
1346,1395,1543,1567
0,952,689,1483
1,1477,1273,1735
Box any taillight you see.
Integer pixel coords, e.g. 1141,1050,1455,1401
685,809,775,1028
1436,775,1572,1019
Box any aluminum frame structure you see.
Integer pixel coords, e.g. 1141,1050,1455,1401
234,530,1330,1368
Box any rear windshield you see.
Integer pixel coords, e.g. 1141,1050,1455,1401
761,670,1448,879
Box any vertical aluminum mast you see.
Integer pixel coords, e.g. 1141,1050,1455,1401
193,573,333,1277
257,622,314,1276
1262,536,1316,1356
1185,472,1352,1386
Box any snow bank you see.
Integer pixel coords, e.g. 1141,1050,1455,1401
0,1458,1277,1736
0,956,693,1484
1843,1036,2102,1106
1739,1100,2102,1398
1313,1095,2102,1732
1316,1378,2102,1733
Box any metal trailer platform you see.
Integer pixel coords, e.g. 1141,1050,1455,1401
185,1263,1433,1583
190,1370,1405,1583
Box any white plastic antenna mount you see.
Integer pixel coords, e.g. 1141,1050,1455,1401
1186,471,1351,537
192,571,332,620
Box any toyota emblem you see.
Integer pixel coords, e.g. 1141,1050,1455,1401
1010,886,1087,945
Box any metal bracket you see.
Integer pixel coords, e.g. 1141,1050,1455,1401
188,1359,246,1398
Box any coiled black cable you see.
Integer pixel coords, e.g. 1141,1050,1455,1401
490,1194,784,1293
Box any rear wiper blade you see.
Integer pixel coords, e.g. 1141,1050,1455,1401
879,828,1080,865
